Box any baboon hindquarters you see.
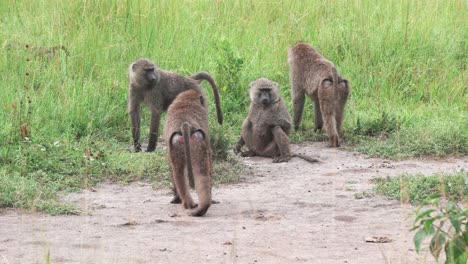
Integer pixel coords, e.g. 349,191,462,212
169,133,212,217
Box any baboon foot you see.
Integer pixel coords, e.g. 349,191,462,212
328,136,340,148
170,195,181,204
146,146,155,152
182,200,197,209
134,143,142,152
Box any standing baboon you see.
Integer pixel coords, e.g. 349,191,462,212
288,41,350,147
163,89,212,217
234,78,319,163
128,58,223,152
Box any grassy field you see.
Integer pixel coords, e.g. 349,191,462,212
0,0,466,213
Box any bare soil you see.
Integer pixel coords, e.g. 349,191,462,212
0,142,466,264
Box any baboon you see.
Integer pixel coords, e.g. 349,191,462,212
5,41,69,62
163,89,212,217
128,58,223,152
234,78,320,163
288,41,350,147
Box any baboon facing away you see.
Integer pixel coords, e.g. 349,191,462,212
128,58,223,152
163,89,212,217
234,78,319,163
288,41,350,147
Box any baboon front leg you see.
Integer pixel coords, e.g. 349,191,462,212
147,109,161,152
313,99,323,131
292,88,305,131
128,99,142,152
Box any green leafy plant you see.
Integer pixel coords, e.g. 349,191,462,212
411,194,467,264
214,38,245,98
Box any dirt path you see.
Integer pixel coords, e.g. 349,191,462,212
1,142,466,264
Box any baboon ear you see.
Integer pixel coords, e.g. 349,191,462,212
131,63,136,71
272,81,279,89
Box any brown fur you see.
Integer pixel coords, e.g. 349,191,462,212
234,78,319,163
163,89,212,217
128,58,223,152
288,41,350,147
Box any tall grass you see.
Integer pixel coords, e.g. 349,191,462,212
0,0,466,212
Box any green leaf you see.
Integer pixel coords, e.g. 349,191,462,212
424,221,435,235
413,228,427,253
429,231,445,260
414,209,435,225
449,215,461,234
444,237,468,264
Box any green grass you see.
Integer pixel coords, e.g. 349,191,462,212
0,0,466,213
371,171,468,205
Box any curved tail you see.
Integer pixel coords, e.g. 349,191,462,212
190,72,223,125
292,153,320,163
182,122,195,188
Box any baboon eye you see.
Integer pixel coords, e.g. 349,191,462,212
146,68,154,72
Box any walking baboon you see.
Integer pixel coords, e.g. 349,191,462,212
288,41,350,147
163,89,212,217
128,58,223,152
234,78,320,163
5,41,69,62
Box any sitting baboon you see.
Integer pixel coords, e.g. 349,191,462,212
163,89,212,217
234,78,319,163
288,41,350,147
128,58,223,152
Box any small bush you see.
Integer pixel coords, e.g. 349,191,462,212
352,111,400,138
371,171,467,205
411,194,467,264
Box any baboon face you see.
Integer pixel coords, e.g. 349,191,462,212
131,58,159,86
250,78,279,106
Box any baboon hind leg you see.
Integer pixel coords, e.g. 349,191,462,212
189,139,212,217
169,147,196,209
313,99,323,131
261,126,291,163
292,88,305,131
319,98,340,147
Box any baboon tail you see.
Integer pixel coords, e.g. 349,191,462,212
190,72,223,125
182,122,195,189
292,153,320,163
190,173,211,217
